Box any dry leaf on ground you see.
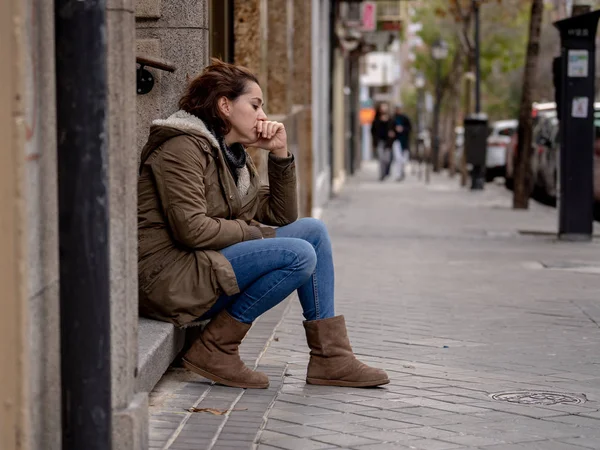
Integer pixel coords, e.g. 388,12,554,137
187,407,248,415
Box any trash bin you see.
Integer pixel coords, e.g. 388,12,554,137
464,114,488,166
464,114,489,190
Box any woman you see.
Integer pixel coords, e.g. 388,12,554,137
138,59,389,389
392,104,412,181
371,103,396,181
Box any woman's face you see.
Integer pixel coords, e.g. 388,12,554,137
221,81,267,146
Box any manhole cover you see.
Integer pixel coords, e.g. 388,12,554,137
490,391,586,406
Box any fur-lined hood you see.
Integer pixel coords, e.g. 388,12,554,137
139,110,219,172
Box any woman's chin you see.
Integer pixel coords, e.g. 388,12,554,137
240,136,259,147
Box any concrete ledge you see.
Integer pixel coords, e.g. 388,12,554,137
113,392,149,450
136,317,185,393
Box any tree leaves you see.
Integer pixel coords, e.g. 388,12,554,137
410,0,529,120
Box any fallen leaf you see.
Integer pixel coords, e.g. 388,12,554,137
187,407,248,415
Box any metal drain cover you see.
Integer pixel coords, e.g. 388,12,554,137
490,390,586,406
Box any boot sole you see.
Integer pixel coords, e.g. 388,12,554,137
306,377,390,388
182,358,269,389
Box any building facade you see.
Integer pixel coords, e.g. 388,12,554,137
1,0,348,449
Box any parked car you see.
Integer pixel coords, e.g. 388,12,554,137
441,126,465,170
486,119,517,181
505,133,518,189
532,103,600,204
534,116,560,200
505,102,557,189
594,131,600,206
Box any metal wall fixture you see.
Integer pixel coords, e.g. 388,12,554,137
136,55,176,95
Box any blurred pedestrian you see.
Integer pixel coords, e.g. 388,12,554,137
137,59,389,389
371,103,396,181
392,104,413,181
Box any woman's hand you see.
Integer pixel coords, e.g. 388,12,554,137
254,121,288,157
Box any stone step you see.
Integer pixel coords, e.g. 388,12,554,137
136,317,185,393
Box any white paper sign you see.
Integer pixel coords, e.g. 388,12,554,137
568,50,589,77
572,97,589,118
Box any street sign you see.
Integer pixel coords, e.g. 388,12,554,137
378,20,402,32
572,96,589,118
568,49,589,77
361,2,377,32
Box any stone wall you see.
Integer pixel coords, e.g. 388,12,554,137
311,0,332,216
0,0,27,448
135,0,210,151
109,1,149,449
266,0,292,115
233,0,314,217
233,0,269,179
291,0,314,218
22,1,61,448
292,0,312,106
5,1,148,448
234,0,268,89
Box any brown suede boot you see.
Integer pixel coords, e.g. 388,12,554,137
303,315,389,387
182,310,269,389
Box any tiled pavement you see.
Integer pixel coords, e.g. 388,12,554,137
149,162,600,450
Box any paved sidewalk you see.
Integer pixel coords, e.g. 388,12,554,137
149,162,600,450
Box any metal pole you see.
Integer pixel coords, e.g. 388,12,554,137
417,88,423,180
432,60,441,172
474,0,481,113
328,0,337,191
55,0,112,449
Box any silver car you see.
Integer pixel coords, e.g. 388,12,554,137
486,119,517,182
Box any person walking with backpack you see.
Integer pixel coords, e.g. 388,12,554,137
371,103,396,181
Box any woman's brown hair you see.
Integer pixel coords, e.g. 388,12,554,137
179,58,260,136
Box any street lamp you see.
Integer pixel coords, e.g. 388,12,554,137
431,39,448,173
432,40,449,61
415,72,425,89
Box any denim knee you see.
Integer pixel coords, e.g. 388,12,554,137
290,239,317,281
294,217,331,248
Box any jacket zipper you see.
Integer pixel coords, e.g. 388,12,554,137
212,150,234,219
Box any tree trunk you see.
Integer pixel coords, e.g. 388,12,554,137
461,54,475,187
513,0,544,209
448,73,462,178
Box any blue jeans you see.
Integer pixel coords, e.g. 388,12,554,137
200,218,335,324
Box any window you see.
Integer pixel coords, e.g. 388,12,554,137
210,0,234,63
499,127,516,137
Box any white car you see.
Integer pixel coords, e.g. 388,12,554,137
455,126,464,169
486,119,517,181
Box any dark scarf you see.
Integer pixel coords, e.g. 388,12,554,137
214,133,247,184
